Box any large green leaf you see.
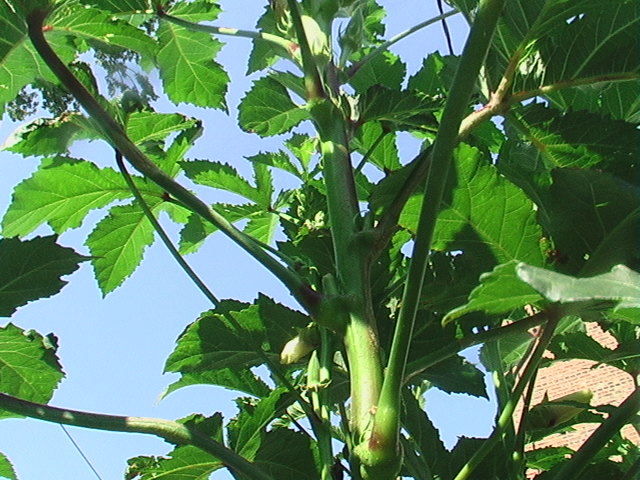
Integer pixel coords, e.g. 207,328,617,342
402,144,544,266
0,236,88,317
509,103,639,174
165,296,308,375
0,30,75,114
443,261,543,323
238,76,311,137
126,111,198,146
543,169,640,275
2,114,85,157
0,323,64,416
516,263,640,310
349,50,405,92
49,2,157,58
86,201,159,295
162,367,271,399
178,204,259,255
1,157,132,237
486,0,640,92
157,2,228,108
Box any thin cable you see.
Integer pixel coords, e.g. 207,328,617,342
59,424,103,480
437,0,455,55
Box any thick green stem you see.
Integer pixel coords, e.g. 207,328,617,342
312,102,383,443
26,8,316,314
0,393,274,480
550,386,640,480
371,0,505,473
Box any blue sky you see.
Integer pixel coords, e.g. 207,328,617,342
0,2,495,479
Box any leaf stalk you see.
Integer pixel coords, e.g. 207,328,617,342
372,0,506,471
0,393,274,480
26,7,316,314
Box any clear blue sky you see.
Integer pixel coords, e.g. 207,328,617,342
0,2,495,479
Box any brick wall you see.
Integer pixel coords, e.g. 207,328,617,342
523,323,639,477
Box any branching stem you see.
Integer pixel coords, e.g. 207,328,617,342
26,7,317,314
0,393,274,480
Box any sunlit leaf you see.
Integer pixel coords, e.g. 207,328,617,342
238,76,310,137
516,263,640,310
443,261,542,323
49,3,157,58
0,323,64,416
126,414,225,479
1,157,132,237
157,2,228,108
86,201,159,295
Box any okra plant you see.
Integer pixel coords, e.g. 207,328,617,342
0,0,639,479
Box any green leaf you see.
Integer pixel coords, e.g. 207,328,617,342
444,261,543,323
49,2,157,58
349,50,405,92
248,150,302,180
157,2,228,108
0,453,17,480
165,302,265,374
543,169,640,275
1,157,132,237
244,212,279,244
179,204,260,255
525,446,574,472
227,388,294,460
547,79,640,124
509,103,639,175
516,263,640,310
253,429,320,480
2,114,84,157
0,323,64,416
126,414,225,480
0,29,75,114
162,367,271,399
421,355,488,398
126,111,198,145
238,76,311,137
402,144,545,266
0,236,88,317
86,201,158,295
357,86,440,131
246,6,289,74
408,52,458,97
353,122,400,171
181,160,266,205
